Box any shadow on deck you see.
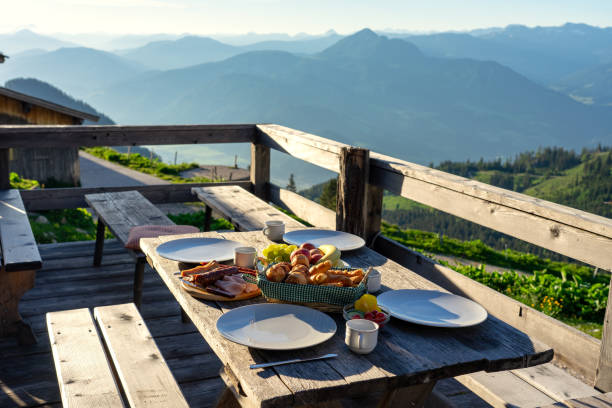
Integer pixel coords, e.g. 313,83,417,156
0,239,225,408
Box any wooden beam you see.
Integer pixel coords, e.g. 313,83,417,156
371,159,612,271
257,124,346,173
18,181,252,211
373,235,601,383
0,148,10,190
0,124,255,148
268,183,336,229
336,147,369,238
364,182,384,246
250,143,270,201
596,279,612,391
370,152,612,241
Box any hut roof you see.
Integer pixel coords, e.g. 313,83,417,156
0,86,99,122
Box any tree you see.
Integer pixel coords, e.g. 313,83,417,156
319,178,337,210
286,174,297,192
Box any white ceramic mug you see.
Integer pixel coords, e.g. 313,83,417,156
262,220,285,241
234,246,257,268
345,319,379,354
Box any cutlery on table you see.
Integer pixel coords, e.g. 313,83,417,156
250,353,337,369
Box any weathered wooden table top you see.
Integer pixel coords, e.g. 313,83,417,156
140,230,553,408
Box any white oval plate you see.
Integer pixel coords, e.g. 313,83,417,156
156,237,243,263
283,229,365,251
216,303,337,350
377,289,488,328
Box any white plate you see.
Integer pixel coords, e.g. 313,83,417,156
156,238,243,263
377,289,488,328
216,304,337,350
283,229,365,251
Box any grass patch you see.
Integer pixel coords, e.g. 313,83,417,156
84,146,215,183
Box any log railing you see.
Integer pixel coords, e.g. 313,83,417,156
1,123,611,389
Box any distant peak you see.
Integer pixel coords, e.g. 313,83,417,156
352,28,377,38
320,28,422,61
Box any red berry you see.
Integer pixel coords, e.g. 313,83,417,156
364,312,375,320
351,315,362,319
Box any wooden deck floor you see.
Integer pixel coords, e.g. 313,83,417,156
0,239,226,408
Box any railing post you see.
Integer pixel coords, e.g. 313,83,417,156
336,147,369,238
0,149,10,189
596,277,612,391
364,183,384,246
250,142,270,201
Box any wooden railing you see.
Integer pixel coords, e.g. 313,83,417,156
1,123,611,389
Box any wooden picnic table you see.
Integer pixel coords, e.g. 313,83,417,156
140,230,553,408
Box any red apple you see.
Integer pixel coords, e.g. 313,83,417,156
300,242,316,251
310,253,323,264
290,248,310,260
310,248,323,257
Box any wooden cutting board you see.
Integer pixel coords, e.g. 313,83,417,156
180,280,261,301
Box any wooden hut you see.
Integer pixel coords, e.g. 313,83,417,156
0,87,99,186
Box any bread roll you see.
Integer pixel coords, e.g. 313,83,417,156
310,272,328,285
326,274,353,287
285,271,307,285
266,264,288,282
308,260,332,276
291,264,309,274
291,254,309,268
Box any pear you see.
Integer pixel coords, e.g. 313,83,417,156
316,244,341,265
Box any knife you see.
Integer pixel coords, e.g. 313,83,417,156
250,353,338,369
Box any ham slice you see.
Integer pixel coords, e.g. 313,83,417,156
214,275,247,297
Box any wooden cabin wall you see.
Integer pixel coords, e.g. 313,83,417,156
0,94,81,186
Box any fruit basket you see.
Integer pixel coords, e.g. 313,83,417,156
244,265,371,312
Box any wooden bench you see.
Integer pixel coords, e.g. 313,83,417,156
85,190,175,307
455,359,606,408
47,303,188,408
191,185,304,231
0,188,42,344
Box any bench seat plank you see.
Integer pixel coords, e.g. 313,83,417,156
192,185,304,231
0,189,42,271
94,303,188,408
456,370,556,408
539,392,612,408
47,308,124,408
85,190,174,244
512,363,600,402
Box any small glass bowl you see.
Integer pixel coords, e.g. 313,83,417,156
343,303,391,327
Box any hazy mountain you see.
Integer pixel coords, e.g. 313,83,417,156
4,78,115,124
0,29,77,54
120,36,239,70
555,62,612,106
90,29,612,170
405,23,612,84
0,47,149,98
212,30,338,46
121,33,343,70
53,32,182,51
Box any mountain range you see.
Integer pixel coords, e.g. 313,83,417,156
1,25,611,187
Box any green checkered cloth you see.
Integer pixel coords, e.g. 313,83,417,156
244,265,367,306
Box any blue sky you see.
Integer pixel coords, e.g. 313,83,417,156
3,0,612,34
